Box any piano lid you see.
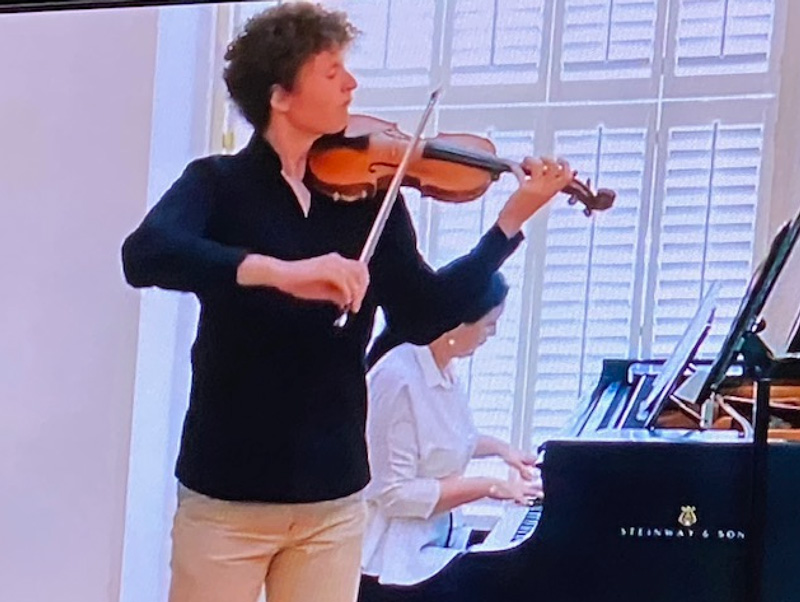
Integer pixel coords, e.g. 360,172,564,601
696,208,800,404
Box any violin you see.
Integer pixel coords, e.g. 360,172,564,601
307,114,616,216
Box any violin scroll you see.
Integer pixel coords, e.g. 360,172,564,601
563,175,616,217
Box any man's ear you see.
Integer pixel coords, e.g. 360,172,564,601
270,84,291,114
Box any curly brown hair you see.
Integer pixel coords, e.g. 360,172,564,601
223,2,358,132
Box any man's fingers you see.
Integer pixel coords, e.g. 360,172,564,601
541,156,559,177
337,259,370,314
322,256,356,310
555,158,571,184
349,262,369,313
521,156,544,179
508,161,527,186
331,267,353,310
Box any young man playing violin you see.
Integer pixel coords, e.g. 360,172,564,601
122,3,572,602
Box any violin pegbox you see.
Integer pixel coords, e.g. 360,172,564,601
567,174,593,216
565,174,616,218
583,177,594,217
566,196,594,217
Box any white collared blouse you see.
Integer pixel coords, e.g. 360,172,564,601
361,343,479,585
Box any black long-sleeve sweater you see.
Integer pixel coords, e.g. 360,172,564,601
121,133,522,502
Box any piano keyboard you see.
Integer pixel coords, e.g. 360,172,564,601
512,502,543,541
469,500,543,553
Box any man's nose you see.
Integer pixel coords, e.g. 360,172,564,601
343,68,358,91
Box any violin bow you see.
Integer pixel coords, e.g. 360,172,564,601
334,85,443,328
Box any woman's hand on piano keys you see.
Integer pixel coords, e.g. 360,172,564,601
487,477,542,506
500,446,539,481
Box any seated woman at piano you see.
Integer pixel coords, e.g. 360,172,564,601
360,272,541,595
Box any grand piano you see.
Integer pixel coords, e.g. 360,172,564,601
359,214,800,601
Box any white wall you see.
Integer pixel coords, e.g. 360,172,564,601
0,8,159,602
119,6,217,602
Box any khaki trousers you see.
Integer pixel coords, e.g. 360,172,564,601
168,486,367,602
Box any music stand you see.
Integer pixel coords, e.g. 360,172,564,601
637,281,721,428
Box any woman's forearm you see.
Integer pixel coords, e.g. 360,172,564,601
473,435,510,459
433,475,496,514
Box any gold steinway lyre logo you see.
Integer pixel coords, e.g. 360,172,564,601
620,504,744,541
678,505,698,527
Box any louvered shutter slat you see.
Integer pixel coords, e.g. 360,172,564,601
561,0,658,80
676,0,774,75
451,0,543,85
653,123,762,357
326,0,435,87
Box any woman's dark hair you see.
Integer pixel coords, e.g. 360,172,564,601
223,2,358,132
366,272,510,370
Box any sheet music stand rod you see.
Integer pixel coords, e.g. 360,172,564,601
740,331,773,602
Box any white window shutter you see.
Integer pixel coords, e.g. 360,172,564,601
675,0,775,76
450,0,544,85
328,1,390,71
560,0,658,80
327,0,437,88
430,137,534,435
652,122,762,357
427,135,532,452
530,126,647,449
